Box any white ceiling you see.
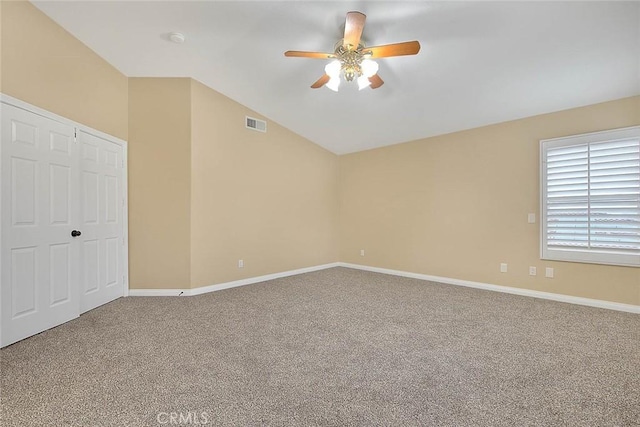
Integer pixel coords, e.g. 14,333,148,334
33,1,640,154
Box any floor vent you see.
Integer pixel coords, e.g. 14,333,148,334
245,116,267,133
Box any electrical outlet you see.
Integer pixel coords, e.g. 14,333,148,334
529,266,537,276
238,259,244,268
360,249,365,257
500,263,508,273
528,213,536,223
545,267,554,278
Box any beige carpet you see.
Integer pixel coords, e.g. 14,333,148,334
1,267,638,426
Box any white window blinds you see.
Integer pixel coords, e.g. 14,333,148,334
541,127,640,267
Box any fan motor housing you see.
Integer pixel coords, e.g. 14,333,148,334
334,41,370,81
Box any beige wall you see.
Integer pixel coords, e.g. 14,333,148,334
339,96,640,306
128,78,192,289
0,1,128,140
190,80,339,287
127,78,339,290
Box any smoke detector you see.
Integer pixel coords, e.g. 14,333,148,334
169,32,185,44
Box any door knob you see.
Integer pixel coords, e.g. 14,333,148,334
71,230,82,237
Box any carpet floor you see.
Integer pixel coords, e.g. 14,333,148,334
1,267,638,426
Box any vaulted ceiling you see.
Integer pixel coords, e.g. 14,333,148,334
33,1,640,154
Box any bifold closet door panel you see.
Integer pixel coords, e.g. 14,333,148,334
78,130,125,313
1,104,80,347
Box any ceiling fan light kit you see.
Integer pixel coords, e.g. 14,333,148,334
284,11,420,92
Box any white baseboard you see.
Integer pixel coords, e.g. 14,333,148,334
127,288,188,297
128,261,639,314
128,262,340,297
339,262,640,314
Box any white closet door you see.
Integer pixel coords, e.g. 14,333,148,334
78,131,125,313
1,104,80,347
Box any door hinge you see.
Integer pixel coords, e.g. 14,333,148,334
73,129,77,143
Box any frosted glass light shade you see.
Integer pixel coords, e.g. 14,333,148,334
361,59,379,78
326,77,340,92
324,60,342,78
357,75,371,90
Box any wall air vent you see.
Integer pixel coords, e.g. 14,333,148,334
245,116,267,133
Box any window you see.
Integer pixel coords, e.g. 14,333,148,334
540,126,640,267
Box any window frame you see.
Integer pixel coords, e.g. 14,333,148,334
540,126,640,268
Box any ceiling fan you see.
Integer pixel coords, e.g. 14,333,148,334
284,11,420,91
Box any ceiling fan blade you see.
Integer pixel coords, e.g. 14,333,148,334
343,11,366,49
365,41,421,58
284,51,336,59
369,74,384,89
311,74,331,89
